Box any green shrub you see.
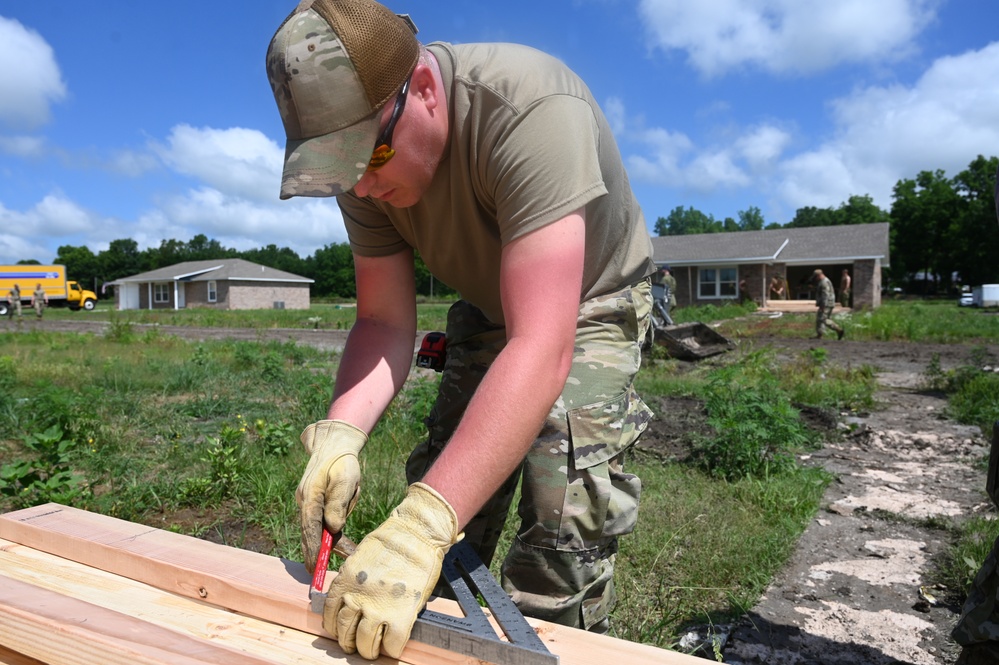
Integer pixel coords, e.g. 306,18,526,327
949,373,999,434
694,363,811,480
0,425,85,508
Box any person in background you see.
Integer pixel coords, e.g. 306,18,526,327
653,265,676,326
6,284,21,321
31,283,48,319
951,166,999,665
266,0,656,659
812,269,844,340
769,274,786,301
738,278,752,306
839,269,852,308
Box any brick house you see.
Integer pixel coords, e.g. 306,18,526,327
107,259,313,311
650,222,890,310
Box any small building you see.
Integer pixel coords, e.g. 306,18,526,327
107,259,314,311
651,222,890,309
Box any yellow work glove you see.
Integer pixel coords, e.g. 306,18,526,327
296,419,367,574
324,482,461,660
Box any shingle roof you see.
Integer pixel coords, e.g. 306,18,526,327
110,259,313,284
650,222,890,267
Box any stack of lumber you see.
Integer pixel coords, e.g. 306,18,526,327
0,504,701,665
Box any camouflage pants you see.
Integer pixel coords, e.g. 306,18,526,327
405,281,653,632
952,423,999,646
815,305,842,337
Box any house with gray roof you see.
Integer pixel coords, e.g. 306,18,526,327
106,258,314,311
650,222,890,309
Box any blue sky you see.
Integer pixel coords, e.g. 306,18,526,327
1,1,997,265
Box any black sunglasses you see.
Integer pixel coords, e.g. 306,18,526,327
367,77,412,171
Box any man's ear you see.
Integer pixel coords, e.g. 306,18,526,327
410,62,440,111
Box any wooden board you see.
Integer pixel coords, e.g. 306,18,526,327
0,503,701,665
0,536,389,664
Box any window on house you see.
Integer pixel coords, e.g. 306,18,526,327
207,280,217,303
698,267,738,299
153,283,170,303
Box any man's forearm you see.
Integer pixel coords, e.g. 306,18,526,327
327,318,416,433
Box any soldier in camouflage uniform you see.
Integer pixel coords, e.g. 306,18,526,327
6,284,21,321
267,1,656,659
812,269,844,340
951,168,999,665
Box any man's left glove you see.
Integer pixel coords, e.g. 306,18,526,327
323,482,461,660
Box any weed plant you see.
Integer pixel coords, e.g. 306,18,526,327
934,514,999,596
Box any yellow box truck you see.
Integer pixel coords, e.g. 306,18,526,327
0,265,98,315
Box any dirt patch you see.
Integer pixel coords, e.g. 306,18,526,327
641,336,997,665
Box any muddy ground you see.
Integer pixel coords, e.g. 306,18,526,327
11,317,999,664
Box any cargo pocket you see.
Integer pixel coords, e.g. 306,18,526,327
565,385,653,543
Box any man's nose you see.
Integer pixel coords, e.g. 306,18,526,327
353,171,376,198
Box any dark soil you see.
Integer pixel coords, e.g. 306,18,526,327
14,317,999,664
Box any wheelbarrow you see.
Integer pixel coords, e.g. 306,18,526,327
651,321,734,360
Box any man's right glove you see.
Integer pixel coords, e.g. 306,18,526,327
323,482,461,659
296,419,367,574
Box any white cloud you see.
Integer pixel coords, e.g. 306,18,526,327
0,16,67,130
143,186,347,257
0,135,46,158
620,106,789,192
617,39,999,219
779,41,999,210
153,125,285,202
637,0,938,76
107,149,159,178
736,125,792,168
0,193,107,263
0,193,93,237
0,120,346,264
143,124,347,256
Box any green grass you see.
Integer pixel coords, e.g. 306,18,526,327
0,298,990,654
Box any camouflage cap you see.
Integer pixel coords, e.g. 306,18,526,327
266,0,419,199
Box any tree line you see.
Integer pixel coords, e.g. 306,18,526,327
20,237,456,301
654,155,998,293
16,155,997,300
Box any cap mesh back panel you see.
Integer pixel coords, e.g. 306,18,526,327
311,0,418,109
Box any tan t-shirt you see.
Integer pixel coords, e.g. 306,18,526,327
338,42,655,324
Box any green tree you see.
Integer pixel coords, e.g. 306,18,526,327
737,206,765,231
838,195,889,226
240,244,306,276
414,251,456,299
787,206,839,228
187,234,233,261
100,239,147,283
890,170,963,293
147,238,190,269
950,155,999,286
310,242,356,298
54,245,101,293
655,206,722,235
